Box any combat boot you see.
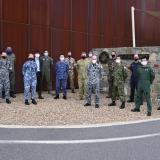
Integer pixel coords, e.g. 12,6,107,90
147,112,151,116
84,103,91,107
71,89,75,93
38,95,44,99
54,95,59,99
120,102,125,109
157,107,160,110
127,99,134,103
131,108,140,112
108,101,116,106
6,99,11,104
32,99,37,105
10,92,16,98
63,95,67,100
25,100,30,105
95,104,99,108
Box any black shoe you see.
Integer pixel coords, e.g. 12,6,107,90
95,104,99,108
120,102,125,109
25,100,30,105
54,95,59,99
63,95,67,100
84,103,91,107
71,89,75,93
32,99,37,105
131,108,140,112
6,99,11,104
38,96,44,99
147,112,151,116
157,107,160,110
127,99,134,103
108,101,116,106
10,92,16,98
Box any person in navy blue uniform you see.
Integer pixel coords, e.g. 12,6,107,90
127,54,141,102
54,55,69,99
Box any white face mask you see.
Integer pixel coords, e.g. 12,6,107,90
92,60,97,64
116,59,121,63
60,58,64,61
35,53,40,58
141,61,148,66
89,54,92,58
44,52,48,56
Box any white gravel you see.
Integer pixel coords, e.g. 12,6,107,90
0,90,159,126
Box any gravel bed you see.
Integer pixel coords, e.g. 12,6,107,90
0,90,159,126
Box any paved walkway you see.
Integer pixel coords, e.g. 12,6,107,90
0,119,160,160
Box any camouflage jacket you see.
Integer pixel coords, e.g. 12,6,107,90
0,58,11,76
65,57,76,71
87,63,102,84
113,63,128,85
108,58,116,79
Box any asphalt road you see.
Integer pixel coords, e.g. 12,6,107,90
0,119,160,160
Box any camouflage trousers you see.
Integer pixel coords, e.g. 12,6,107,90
24,78,37,100
0,75,10,99
86,82,100,105
78,77,87,100
68,70,75,90
112,82,125,102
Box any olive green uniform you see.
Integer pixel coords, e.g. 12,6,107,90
135,65,155,113
40,56,53,92
76,59,90,99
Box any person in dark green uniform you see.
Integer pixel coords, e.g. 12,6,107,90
40,51,53,94
131,57,155,116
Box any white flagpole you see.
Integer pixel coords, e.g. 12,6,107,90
131,6,136,47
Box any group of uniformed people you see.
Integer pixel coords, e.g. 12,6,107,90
0,48,159,116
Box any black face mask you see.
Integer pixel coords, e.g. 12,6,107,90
28,58,34,61
134,59,138,61
68,55,71,58
2,56,6,59
112,55,115,59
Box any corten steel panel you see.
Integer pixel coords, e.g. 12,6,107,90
51,0,71,30
30,26,51,54
52,29,70,61
71,32,88,60
0,0,2,19
30,0,51,26
2,22,28,92
2,0,28,23
72,0,88,32
88,35,101,50
88,0,102,35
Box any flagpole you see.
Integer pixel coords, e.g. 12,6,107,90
131,6,136,47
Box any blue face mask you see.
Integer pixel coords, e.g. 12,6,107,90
6,50,12,55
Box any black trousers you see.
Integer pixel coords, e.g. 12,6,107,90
129,80,138,100
36,72,42,97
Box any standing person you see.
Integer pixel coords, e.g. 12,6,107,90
54,55,69,99
107,51,117,98
40,51,53,94
23,54,37,105
127,54,141,102
84,55,102,108
6,47,16,98
34,51,44,99
131,57,155,116
76,52,89,100
0,52,11,104
65,51,76,93
108,56,128,109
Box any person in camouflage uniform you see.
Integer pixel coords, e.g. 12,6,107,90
131,57,155,116
107,51,117,98
5,47,16,98
40,51,53,94
23,54,37,105
0,52,11,104
108,56,128,109
76,52,89,100
54,55,69,99
84,55,102,108
65,52,76,93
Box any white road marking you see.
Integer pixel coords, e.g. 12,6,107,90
0,132,159,144
0,118,160,129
